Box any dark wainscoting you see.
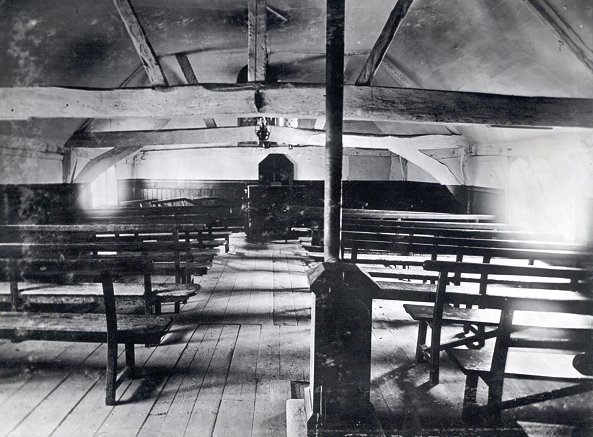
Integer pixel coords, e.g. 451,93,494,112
117,179,253,204
0,183,87,224
118,179,498,214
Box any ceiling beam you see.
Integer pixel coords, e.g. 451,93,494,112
3,84,593,128
175,53,198,85
175,52,218,128
73,146,143,183
355,0,414,86
112,0,167,86
523,0,593,76
73,0,168,183
66,126,466,150
68,126,257,148
248,0,268,82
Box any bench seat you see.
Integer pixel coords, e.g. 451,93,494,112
0,282,199,313
0,311,172,344
404,304,501,326
449,347,593,382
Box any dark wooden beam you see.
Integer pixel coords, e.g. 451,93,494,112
112,0,167,86
175,53,198,85
76,0,170,184
175,52,218,128
324,0,345,262
248,0,268,82
3,84,593,128
65,126,461,149
355,0,414,86
62,148,73,183
67,126,257,148
523,0,593,75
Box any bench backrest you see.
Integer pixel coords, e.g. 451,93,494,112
1,255,151,311
344,232,591,267
423,260,591,294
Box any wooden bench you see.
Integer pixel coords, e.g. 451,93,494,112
0,241,205,314
118,198,157,207
403,260,591,385
447,303,593,424
0,257,173,405
0,223,217,282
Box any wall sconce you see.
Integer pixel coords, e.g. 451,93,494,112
255,117,271,148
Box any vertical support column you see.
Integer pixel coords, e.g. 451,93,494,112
324,0,345,262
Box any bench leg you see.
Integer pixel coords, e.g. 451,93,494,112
105,342,118,406
429,351,440,386
462,374,479,423
174,302,181,313
125,343,136,377
486,377,504,423
154,302,162,316
415,321,428,363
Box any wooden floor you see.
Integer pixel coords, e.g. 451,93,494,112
1,234,592,436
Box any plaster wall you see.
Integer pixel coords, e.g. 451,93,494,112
460,128,593,242
0,149,63,184
125,147,441,183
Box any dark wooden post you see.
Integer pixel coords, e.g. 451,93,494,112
324,0,345,262
302,2,382,434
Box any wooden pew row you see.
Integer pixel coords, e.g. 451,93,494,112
291,205,495,222
79,204,242,222
0,256,173,406
118,198,158,207
401,260,593,423
306,238,591,288
32,211,239,251
343,231,589,264
0,223,220,273
0,224,214,313
401,260,591,383
0,242,203,315
341,220,547,240
0,240,214,279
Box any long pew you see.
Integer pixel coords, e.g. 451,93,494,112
0,254,173,405
0,223,216,313
69,206,241,251
401,260,591,384
401,260,593,423
0,240,205,314
0,223,217,277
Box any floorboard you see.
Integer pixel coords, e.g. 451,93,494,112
1,233,590,436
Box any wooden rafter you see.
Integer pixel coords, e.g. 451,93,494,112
175,53,198,85
66,126,467,152
4,84,593,128
523,0,593,76
73,146,143,183
72,0,168,183
174,52,218,128
355,0,414,86
248,0,268,82
112,0,167,86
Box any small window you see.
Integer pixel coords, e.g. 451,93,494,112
258,154,294,185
